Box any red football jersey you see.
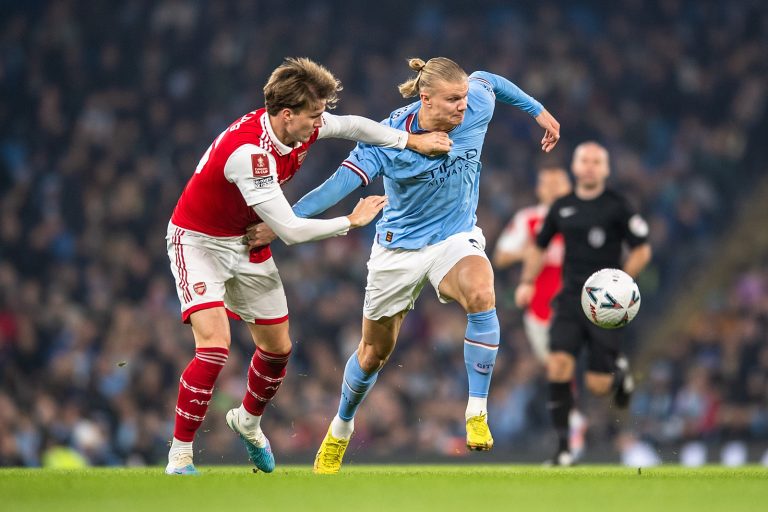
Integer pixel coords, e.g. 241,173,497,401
172,108,318,237
498,204,564,321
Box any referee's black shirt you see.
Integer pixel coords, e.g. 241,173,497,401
535,189,649,294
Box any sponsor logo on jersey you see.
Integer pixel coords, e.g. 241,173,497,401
559,206,577,218
385,231,393,242
253,176,275,188
251,154,270,177
588,227,606,248
296,150,308,166
193,282,207,295
473,362,493,374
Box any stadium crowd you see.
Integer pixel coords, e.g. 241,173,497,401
0,0,766,466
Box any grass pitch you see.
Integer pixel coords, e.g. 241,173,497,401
1,465,766,512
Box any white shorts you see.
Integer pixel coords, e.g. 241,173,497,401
523,311,551,363
363,226,488,320
166,223,288,324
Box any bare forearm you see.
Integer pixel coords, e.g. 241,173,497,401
520,245,546,284
623,244,652,278
493,249,524,270
253,196,350,246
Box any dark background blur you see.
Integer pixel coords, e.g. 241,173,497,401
1,0,767,468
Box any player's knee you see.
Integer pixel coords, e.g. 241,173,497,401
192,324,230,348
358,342,393,373
195,332,231,349
547,353,574,382
463,285,495,313
586,375,612,396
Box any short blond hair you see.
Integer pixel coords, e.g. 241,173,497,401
398,57,467,98
263,57,342,115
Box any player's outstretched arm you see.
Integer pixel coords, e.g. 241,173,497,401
246,164,375,249
252,193,350,246
319,113,451,156
250,194,386,247
471,71,560,152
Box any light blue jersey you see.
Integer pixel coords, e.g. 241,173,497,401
293,71,543,249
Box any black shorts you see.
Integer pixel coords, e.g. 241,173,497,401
549,290,623,374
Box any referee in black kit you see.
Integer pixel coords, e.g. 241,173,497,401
515,141,652,466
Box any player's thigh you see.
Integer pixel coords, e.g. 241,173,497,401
166,226,231,323
188,307,231,349
585,371,613,396
363,242,430,321
246,319,291,355
430,227,493,309
225,256,289,325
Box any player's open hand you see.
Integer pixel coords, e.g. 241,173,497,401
534,109,561,153
407,132,453,157
347,195,388,228
514,283,535,308
245,222,277,249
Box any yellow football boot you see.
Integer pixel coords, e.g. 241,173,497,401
466,413,494,451
313,426,350,474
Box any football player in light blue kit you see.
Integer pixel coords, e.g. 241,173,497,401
249,57,560,473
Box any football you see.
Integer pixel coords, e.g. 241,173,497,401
581,268,641,329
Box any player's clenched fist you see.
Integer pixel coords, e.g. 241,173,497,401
407,132,453,156
347,195,388,227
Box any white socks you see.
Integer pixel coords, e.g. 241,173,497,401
330,415,354,440
465,396,488,420
168,438,193,464
238,404,262,432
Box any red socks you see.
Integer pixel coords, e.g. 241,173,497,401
173,347,229,442
242,347,290,416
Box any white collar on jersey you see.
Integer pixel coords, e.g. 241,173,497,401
261,111,301,156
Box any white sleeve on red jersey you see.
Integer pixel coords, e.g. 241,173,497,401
224,144,282,206
496,210,530,254
253,194,350,245
317,113,408,149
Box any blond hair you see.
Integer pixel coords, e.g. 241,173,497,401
397,57,467,98
263,57,342,115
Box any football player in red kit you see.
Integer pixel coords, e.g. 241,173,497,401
165,57,451,475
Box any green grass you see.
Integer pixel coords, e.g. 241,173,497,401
1,465,767,512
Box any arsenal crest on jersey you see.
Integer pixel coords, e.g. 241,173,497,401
193,282,207,296
251,154,270,177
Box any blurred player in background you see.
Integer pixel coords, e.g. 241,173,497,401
248,56,560,473
515,142,652,466
493,166,587,458
164,57,450,475
493,166,571,362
